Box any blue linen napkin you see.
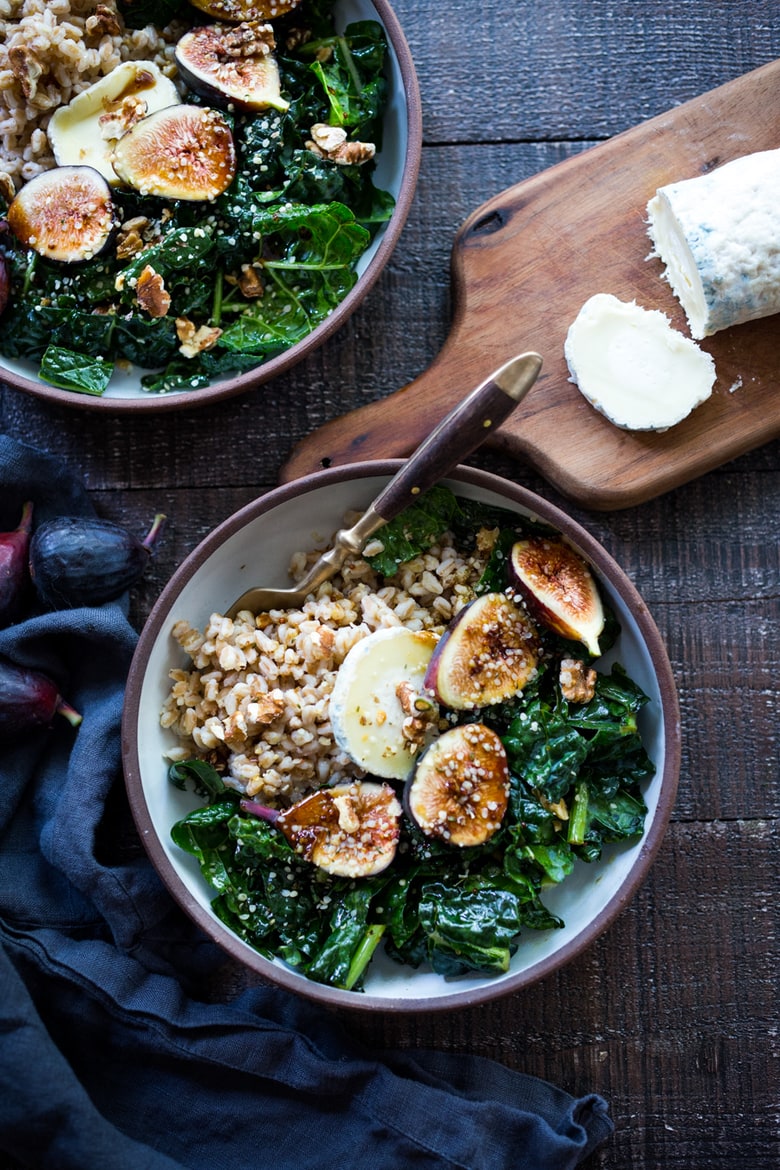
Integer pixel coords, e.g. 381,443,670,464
0,434,613,1170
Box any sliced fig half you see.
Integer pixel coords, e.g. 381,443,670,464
188,0,303,22
175,22,289,111
405,724,509,847
111,105,237,201
47,60,182,185
509,537,605,657
423,591,539,710
6,166,116,263
242,781,402,878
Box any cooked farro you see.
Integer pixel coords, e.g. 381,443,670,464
0,0,184,193
160,532,492,806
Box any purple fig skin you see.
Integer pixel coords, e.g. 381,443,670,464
0,500,33,625
241,783,402,878
29,512,166,609
423,592,539,710
0,657,82,744
508,538,604,657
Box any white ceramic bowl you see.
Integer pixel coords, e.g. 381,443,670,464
122,463,681,1011
0,0,421,413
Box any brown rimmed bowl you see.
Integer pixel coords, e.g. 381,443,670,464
0,0,422,413
122,463,681,1011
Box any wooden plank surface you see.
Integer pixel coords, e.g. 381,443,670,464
280,61,780,508
1,2,779,1168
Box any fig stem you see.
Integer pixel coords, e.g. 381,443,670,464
17,500,34,534
239,798,280,824
57,699,83,729
142,513,167,552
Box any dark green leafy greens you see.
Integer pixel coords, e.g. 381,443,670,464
0,1,394,394
169,486,655,992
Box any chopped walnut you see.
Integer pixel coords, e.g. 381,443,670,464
285,26,311,51
8,46,43,100
136,265,171,318
476,526,500,556
99,94,149,141
221,21,275,58
333,792,361,834
115,216,151,260
536,790,569,823
176,317,223,358
559,657,597,704
0,172,16,204
306,123,376,166
395,681,437,752
86,4,122,37
238,264,264,298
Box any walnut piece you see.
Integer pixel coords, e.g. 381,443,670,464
221,21,275,57
559,657,598,704
238,264,264,298
86,4,122,37
99,94,149,141
136,265,171,318
8,46,43,100
306,123,376,166
115,216,151,260
176,317,223,358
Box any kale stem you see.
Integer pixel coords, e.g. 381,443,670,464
342,923,385,991
567,779,589,846
337,35,363,97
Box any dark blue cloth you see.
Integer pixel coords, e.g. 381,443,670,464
0,435,613,1169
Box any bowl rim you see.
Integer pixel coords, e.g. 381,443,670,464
122,461,681,1012
0,0,423,414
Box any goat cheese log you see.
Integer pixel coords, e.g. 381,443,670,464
647,148,780,339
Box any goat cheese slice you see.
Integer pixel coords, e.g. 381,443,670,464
647,148,780,339
329,627,439,780
564,293,716,431
47,61,181,185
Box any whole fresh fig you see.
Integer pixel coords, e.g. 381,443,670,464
29,513,166,609
0,657,82,743
0,500,33,625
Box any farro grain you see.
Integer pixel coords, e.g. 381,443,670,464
160,534,490,805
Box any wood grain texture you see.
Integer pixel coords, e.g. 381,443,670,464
0,2,779,1168
281,61,780,507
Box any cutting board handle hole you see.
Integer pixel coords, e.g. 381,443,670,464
467,209,506,237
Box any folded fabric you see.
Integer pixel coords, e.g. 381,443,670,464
0,435,613,1169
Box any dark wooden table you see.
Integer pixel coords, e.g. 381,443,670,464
2,2,778,1166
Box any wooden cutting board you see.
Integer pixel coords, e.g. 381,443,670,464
280,60,780,510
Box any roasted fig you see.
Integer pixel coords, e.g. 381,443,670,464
404,724,509,847
175,22,289,112
509,537,604,657
329,627,439,780
188,0,303,22
6,166,116,263
424,591,539,710
241,781,402,878
111,106,237,201
29,513,166,609
0,500,33,625
47,60,182,186
0,657,82,744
